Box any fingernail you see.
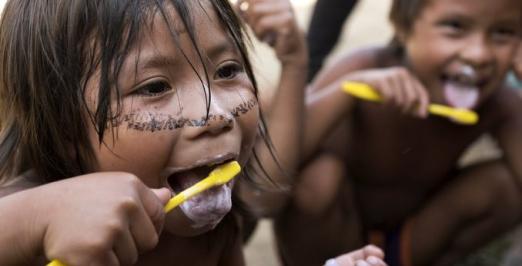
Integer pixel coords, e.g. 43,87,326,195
356,260,370,266
367,256,380,264
324,259,339,266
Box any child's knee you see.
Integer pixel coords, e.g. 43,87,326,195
486,162,521,222
459,161,521,222
294,154,345,215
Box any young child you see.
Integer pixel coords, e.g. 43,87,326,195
275,0,522,265
0,0,306,264
0,0,386,265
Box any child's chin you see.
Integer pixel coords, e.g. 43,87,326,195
163,207,231,237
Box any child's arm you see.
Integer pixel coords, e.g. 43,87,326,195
234,0,308,217
493,90,522,194
0,173,170,265
303,48,430,160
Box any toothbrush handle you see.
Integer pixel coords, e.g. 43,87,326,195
342,81,382,102
163,193,188,213
341,81,477,123
47,260,66,266
163,181,213,213
428,104,456,118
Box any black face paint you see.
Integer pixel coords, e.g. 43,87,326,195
112,98,257,132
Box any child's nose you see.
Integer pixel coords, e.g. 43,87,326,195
460,35,494,68
184,100,234,140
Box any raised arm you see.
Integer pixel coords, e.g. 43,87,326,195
234,0,307,217
493,90,522,195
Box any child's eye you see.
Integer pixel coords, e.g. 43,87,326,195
134,80,172,97
439,20,465,34
491,27,517,42
215,62,244,80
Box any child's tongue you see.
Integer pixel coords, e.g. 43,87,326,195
175,167,209,191
443,81,479,109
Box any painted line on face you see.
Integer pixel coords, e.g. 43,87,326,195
112,98,257,132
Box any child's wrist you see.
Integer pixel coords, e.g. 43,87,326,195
0,187,47,263
281,59,308,74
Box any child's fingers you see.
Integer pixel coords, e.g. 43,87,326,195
151,187,172,206
245,0,289,26
337,249,366,262
400,76,419,114
113,228,138,265
366,256,388,266
361,244,385,259
239,0,295,46
129,202,161,253
254,12,293,45
355,260,370,266
143,187,169,232
375,80,393,104
130,187,166,252
392,74,407,108
411,78,430,117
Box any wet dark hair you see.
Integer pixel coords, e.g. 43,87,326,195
0,0,276,183
386,0,429,55
389,0,428,35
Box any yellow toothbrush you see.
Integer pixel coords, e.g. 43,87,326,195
342,81,479,125
48,161,241,266
163,160,241,212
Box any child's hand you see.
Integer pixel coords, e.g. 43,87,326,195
40,173,170,265
324,245,387,266
346,67,430,118
238,0,307,67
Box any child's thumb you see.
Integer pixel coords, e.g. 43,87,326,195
151,188,172,205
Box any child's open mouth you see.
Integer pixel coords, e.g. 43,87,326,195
442,66,486,109
166,158,236,228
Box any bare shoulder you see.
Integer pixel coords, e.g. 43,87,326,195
482,87,522,125
0,170,42,198
310,45,397,91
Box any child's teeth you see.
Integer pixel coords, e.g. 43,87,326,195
444,81,479,109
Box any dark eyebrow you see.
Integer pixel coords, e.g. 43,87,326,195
207,40,235,60
140,55,178,70
138,41,234,71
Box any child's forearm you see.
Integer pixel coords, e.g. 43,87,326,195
237,62,307,217
0,187,46,265
260,62,307,183
302,79,356,161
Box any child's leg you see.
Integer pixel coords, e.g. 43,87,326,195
274,153,363,266
408,160,522,266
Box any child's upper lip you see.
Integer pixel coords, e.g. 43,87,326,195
444,64,492,87
160,152,239,179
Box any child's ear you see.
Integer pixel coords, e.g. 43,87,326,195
394,25,409,45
